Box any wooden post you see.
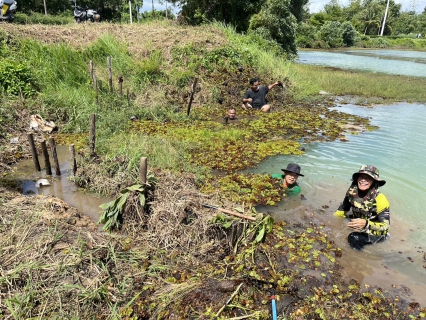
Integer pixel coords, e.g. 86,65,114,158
127,88,130,104
27,133,41,172
41,140,52,175
70,144,77,175
90,114,96,157
108,57,113,93
140,157,147,184
186,77,198,116
49,137,61,176
93,74,98,103
118,75,123,97
89,60,94,82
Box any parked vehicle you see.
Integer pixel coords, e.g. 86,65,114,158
73,3,100,23
0,0,17,22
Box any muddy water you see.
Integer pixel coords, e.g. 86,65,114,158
7,145,112,224
250,102,426,305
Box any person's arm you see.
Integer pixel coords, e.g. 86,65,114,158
242,91,252,109
271,173,283,179
366,193,390,236
334,195,351,217
268,81,279,90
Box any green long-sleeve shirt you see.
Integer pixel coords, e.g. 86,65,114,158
271,173,301,196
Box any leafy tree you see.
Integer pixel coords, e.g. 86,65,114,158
309,12,328,27
169,0,264,32
289,0,309,22
296,22,317,48
318,20,343,47
355,2,382,35
248,0,298,55
323,0,344,21
341,21,358,46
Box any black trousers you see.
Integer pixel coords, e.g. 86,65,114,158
348,232,386,250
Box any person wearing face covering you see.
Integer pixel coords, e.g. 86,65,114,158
271,163,303,196
334,165,390,250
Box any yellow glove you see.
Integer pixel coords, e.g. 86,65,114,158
334,210,346,218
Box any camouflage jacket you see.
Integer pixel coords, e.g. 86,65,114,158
335,184,390,236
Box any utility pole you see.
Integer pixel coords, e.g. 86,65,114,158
43,0,47,15
129,0,132,24
152,0,155,18
380,0,390,36
166,1,168,19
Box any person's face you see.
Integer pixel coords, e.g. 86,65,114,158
284,171,299,185
228,109,236,119
250,81,259,91
357,173,374,191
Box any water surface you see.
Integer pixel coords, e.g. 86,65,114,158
248,102,426,304
297,49,426,77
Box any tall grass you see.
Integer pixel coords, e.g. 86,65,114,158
287,63,426,103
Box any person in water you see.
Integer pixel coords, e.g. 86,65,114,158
271,163,303,195
241,78,281,112
334,165,390,251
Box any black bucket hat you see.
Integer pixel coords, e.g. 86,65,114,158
352,164,386,186
281,163,304,176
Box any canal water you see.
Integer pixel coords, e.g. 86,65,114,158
297,49,426,77
249,48,426,304
7,146,111,224
248,102,426,304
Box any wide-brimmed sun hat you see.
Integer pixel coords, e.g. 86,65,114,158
352,164,386,186
281,163,304,176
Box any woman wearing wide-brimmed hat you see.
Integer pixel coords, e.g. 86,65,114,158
334,165,390,250
271,163,304,196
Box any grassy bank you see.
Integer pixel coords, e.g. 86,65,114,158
287,63,426,104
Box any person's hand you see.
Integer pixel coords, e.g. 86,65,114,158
347,218,367,230
247,98,252,103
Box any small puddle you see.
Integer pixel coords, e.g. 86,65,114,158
6,145,113,224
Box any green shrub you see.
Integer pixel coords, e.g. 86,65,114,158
371,37,390,48
0,61,39,96
318,21,343,48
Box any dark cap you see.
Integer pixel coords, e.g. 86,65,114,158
352,164,386,186
281,163,304,176
249,78,258,85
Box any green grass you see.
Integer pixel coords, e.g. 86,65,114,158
286,63,426,103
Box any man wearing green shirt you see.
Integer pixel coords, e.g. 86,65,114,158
271,163,303,195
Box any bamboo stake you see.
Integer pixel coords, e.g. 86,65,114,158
49,137,61,176
90,114,96,157
140,157,147,184
118,75,124,97
108,57,113,93
70,144,77,175
186,77,198,116
93,74,98,103
27,133,41,172
41,140,52,175
89,60,94,82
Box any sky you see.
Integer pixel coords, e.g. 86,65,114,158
140,0,426,16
